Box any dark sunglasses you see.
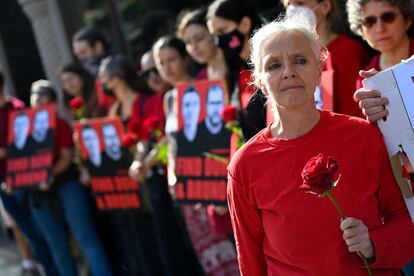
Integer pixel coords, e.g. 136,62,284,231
140,67,158,79
362,12,401,28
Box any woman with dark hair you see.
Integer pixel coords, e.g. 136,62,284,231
59,62,106,118
98,54,167,276
351,0,414,123
348,0,414,272
206,0,267,140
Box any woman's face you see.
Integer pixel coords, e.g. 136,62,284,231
182,24,217,64
360,1,411,53
60,72,83,97
154,47,188,85
259,32,322,109
207,16,239,36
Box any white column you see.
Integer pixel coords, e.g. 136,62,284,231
17,0,73,116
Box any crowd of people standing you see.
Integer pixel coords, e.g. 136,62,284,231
1,0,414,275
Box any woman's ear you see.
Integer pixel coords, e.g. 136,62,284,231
405,18,412,31
239,16,252,35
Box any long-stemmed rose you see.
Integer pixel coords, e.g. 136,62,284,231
121,132,138,157
69,97,85,120
299,153,372,276
221,105,245,149
141,116,167,165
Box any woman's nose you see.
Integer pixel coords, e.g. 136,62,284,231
282,64,297,79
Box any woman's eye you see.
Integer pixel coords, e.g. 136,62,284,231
267,63,281,71
296,58,307,65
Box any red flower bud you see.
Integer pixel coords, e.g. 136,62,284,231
121,133,138,148
299,153,339,195
69,97,85,109
220,105,238,123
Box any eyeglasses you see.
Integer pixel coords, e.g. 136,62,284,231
361,12,401,28
140,67,158,80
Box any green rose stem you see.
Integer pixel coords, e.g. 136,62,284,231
325,189,373,276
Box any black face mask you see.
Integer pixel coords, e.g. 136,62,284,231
101,83,114,97
79,56,103,77
216,29,245,58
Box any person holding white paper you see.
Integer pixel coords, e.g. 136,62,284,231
347,0,414,273
347,0,414,122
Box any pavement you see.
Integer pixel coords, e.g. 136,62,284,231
0,230,21,276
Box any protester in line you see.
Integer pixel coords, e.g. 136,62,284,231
72,26,114,109
283,0,371,117
206,0,266,140
151,35,225,275
29,80,112,276
59,62,106,119
177,6,236,242
139,51,172,94
0,71,60,276
227,10,414,275
347,0,414,273
131,47,206,275
99,54,165,276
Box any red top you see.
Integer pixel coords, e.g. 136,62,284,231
127,93,165,137
53,118,74,162
356,37,414,89
326,34,371,118
228,111,414,275
0,97,25,180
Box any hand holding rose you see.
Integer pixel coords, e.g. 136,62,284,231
341,217,375,259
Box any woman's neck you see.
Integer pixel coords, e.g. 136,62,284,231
114,84,137,105
272,105,320,140
207,49,228,79
317,22,337,46
380,36,411,69
240,37,250,61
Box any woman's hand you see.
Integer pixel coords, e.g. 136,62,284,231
340,217,375,259
354,69,389,123
129,160,148,182
79,168,91,186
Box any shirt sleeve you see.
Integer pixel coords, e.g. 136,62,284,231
369,134,414,268
227,171,267,275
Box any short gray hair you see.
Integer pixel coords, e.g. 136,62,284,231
249,9,328,88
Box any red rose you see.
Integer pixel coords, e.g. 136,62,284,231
220,105,238,123
69,97,84,109
121,133,138,148
299,153,339,195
